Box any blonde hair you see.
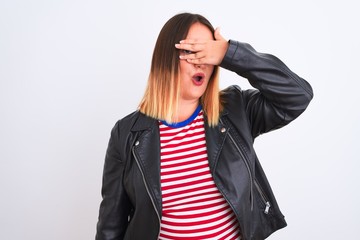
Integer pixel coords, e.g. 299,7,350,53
139,13,223,126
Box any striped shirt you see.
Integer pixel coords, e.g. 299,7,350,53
158,107,241,240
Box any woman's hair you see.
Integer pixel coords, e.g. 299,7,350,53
138,13,222,127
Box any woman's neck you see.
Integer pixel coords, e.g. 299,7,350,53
174,99,200,123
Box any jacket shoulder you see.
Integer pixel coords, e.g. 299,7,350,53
220,85,257,111
112,110,158,136
112,110,141,133
221,85,241,106
221,84,241,96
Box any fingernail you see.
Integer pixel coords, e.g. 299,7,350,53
175,44,180,48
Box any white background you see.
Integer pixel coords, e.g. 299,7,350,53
1,0,359,239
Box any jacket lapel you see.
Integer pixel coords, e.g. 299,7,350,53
131,113,162,215
204,113,229,172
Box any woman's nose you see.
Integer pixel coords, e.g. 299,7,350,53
195,63,204,69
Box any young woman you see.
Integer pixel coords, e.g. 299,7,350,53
96,13,313,240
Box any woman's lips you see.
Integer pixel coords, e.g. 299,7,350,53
192,73,205,86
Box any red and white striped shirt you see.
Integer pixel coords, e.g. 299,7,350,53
159,109,241,240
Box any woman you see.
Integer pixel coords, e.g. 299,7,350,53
96,13,313,240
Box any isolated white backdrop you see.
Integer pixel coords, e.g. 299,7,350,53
1,0,359,239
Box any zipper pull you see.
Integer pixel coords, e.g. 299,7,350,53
264,201,271,214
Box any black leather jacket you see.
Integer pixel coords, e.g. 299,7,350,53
96,40,313,240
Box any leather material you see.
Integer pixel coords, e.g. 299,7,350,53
96,40,313,240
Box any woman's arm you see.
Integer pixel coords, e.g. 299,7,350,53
220,40,313,137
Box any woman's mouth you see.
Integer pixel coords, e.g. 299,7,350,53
192,73,205,86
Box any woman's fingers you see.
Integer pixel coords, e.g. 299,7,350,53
175,41,207,61
175,42,204,53
175,31,228,65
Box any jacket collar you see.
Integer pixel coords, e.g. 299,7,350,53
130,108,231,173
131,111,158,132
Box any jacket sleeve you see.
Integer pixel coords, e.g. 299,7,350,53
96,121,131,240
220,40,313,138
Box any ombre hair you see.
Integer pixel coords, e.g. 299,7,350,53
139,13,223,127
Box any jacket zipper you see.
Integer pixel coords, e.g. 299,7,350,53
254,179,271,214
226,132,254,211
132,145,161,239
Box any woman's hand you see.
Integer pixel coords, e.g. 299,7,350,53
175,27,229,66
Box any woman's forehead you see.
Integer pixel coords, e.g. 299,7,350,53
186,22,213,40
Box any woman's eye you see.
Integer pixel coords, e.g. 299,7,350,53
182,50,193,54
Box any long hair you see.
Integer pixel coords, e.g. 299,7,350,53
138,13,222,126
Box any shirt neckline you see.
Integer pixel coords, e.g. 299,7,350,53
160,105,202,128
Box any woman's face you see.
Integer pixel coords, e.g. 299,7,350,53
179,22,214,103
